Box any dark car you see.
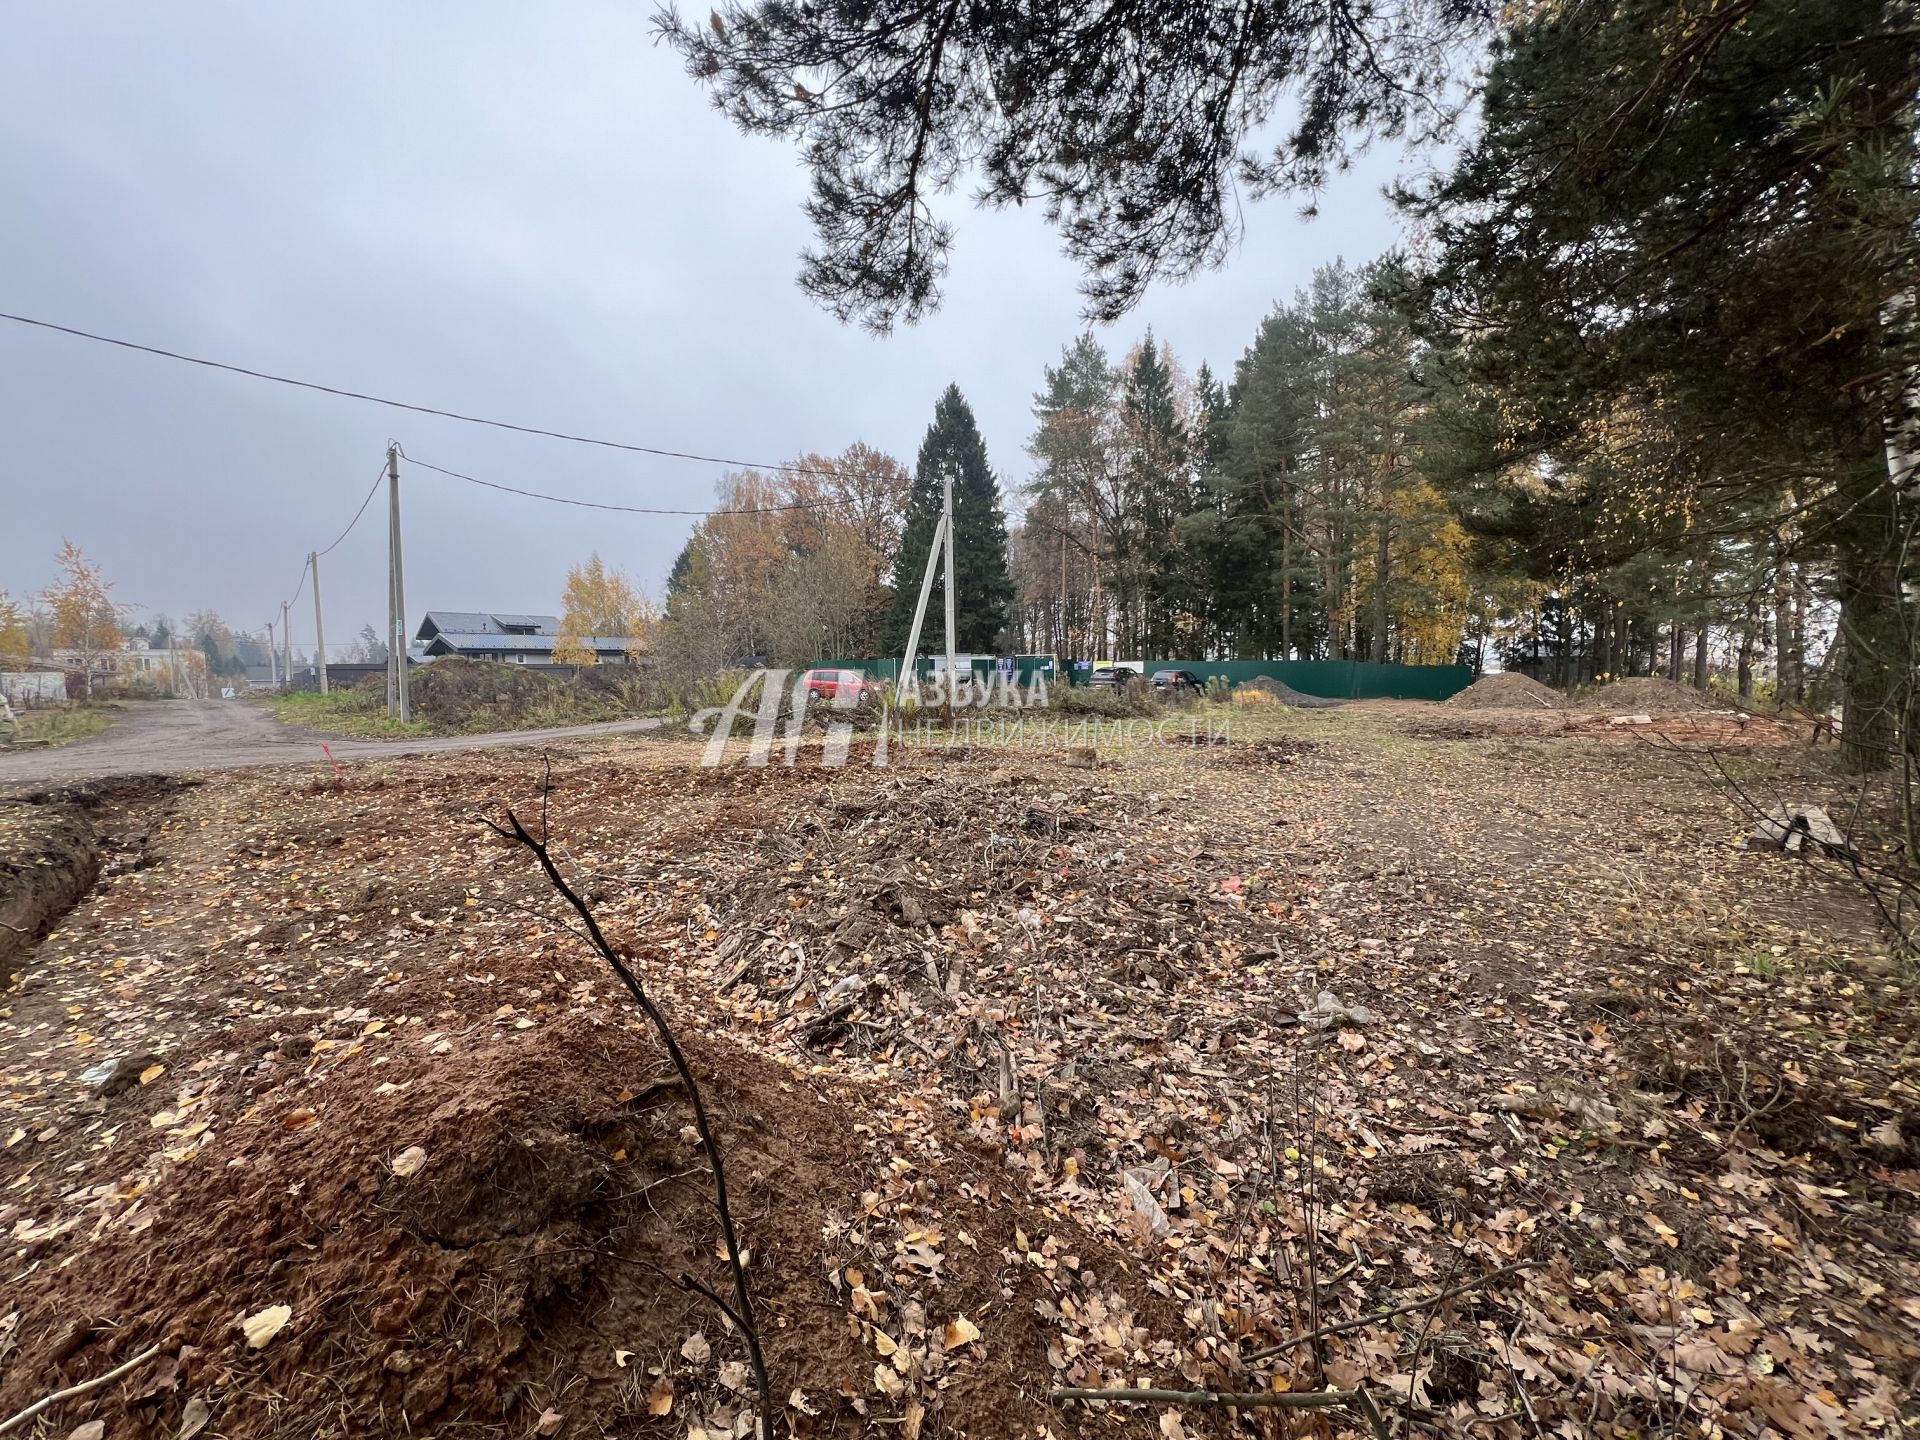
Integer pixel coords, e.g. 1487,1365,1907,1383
1151,668,1205,693
1087,665,1139,689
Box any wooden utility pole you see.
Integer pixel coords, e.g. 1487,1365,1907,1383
309,551,329,695
386,444,410,723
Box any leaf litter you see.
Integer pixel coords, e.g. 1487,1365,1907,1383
0,709,1914,1439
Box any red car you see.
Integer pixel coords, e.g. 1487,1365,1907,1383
800,668,871,701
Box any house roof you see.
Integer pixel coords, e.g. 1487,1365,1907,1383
420,632,637,656
416,611,560,640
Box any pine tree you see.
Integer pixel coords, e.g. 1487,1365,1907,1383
888,386,1014,653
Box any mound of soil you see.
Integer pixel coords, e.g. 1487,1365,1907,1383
2,1013,1191,1440
1446,672,1564,709
1235,675,1342,708
1581,676,1717,713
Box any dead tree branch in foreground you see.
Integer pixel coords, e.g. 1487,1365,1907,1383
483,801,774,1440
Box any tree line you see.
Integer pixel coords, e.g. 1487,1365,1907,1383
663,0,1915,775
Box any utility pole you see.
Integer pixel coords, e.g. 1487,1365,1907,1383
309,551,329,695
267,621,278,688
281,600,292,691
941,463,957,704
896,512,949,706
386,444,410,723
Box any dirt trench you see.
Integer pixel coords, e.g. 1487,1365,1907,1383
0,778,175,976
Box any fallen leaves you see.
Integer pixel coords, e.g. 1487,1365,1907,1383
941,1315,980,1351
388,1145,427,1177
239,1303,291,1349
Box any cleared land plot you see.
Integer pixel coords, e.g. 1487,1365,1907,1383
2,705,1914,1439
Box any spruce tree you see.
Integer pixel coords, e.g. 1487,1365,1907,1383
887,386,1015,654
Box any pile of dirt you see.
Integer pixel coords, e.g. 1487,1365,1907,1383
1235,675,1342,708
1580,676,1718,713
2,1012,1183,1439
1446,672,1564,709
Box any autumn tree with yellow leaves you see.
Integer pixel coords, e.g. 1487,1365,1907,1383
554,554,654,665
42,541,123,696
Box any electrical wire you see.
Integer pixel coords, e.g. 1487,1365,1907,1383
0,309,904,486
397,449,859,516
317,462,389,557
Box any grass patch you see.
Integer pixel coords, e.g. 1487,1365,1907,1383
263,661,670,738
263,690,433,738
2,703,118,748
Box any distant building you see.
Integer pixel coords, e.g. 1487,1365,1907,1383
45,636,205,693
414,611,640,665
230,634,278,689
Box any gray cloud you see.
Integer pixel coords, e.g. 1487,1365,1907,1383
0,2,1403,652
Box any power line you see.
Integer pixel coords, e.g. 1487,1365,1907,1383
0,309,900,485
397,449,860,516
318,462,389,557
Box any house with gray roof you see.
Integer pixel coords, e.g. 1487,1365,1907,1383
414,611,640,665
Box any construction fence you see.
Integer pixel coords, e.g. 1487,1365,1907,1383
807,657,1472,702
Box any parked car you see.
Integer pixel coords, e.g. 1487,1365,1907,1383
800,668,873,701
1087,665,1139,689
1151,668,1205,694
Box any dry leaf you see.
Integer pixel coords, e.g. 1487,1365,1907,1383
614,1349,634,1368
67,1423,105,1440
873,1362,905,1397
139,1063,166,1085
647,1377,674,1415
535,1408,563,1436
680,1331,711,1365
176,1396,212,1440
240,1303,292,1349
718,1360,749,1391
389,1145,427,1177
942,1315,981,1350
1159,1411,1187,1440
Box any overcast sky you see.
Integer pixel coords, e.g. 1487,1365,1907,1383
1,3,1405,654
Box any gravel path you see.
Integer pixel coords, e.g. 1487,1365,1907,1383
0,699,664,785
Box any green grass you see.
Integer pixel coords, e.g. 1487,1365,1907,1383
2,703,118,748
262,691,433,738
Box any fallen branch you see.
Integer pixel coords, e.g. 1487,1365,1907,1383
1242,1257,1545,1362
1050,1386,1355,1410
0,1343,162,1436
484,795,775,1440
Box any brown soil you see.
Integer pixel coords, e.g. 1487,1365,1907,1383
0,779,171,973
1580,676,1720,713
1236,675,1342,708
7,1013,1189,1439
4,724,1915,1438
0,758,1209,1440
1445,672,1564,709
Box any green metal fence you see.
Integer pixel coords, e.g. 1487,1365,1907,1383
805,656,1471,701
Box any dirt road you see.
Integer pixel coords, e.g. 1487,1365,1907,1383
0,698,664,785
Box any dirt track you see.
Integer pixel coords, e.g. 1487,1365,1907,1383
0,698,664,785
